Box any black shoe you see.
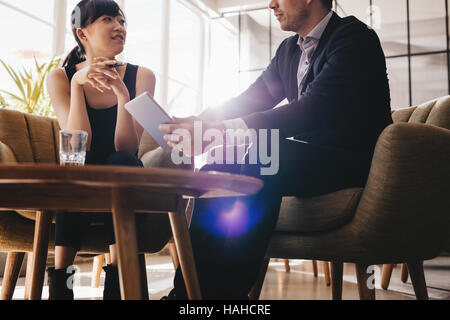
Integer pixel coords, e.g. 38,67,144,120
47,267,75,300
103,264,121,300
161,288,178,300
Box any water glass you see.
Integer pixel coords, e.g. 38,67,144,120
59,130,88,166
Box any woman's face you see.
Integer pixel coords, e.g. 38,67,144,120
79,14,127,57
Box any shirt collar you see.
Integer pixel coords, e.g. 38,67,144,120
298,10,333,46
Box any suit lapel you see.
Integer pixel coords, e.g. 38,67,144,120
300,12,342,95
288,35,301,102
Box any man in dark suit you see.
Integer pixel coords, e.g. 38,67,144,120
160,0,392,299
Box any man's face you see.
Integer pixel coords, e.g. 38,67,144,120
269,0,309,32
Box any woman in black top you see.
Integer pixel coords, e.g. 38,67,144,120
47,0,156,300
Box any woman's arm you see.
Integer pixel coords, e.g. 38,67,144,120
47,68,93,150
114,66,156,153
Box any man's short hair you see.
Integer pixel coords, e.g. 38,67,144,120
321,0,333,10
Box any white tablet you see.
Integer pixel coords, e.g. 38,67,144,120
125,92,173,152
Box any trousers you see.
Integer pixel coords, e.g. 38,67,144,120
173,138,372,299
54,151,143,251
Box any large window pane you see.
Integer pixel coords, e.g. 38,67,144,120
240,9,270,70
373,0,408,56
168,0,203,115
65,0,80,53
123,0,163,74
1,0,54,23
0,1,54,95
386,57,409,109
411,53,448,105
409,0,447,54
335,0,370,24
205,14,240,108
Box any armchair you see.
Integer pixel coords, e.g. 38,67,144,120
0,108,191,300
250,96,450,300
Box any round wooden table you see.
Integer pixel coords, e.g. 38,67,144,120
0,164,263,300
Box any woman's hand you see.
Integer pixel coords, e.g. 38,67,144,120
72,57,130,102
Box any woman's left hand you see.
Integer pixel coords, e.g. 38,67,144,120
88,57,130,102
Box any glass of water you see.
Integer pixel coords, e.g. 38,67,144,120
59,130,88,166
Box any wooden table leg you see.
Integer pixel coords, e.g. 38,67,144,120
29,210,52,300
1,252,25,300
111,188,142,300
168,197,202,300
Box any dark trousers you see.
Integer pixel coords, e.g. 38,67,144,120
173,138,372,299
54,151,143,251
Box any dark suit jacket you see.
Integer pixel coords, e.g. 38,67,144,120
201,12,393,154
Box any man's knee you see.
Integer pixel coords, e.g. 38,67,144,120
105,151,142,167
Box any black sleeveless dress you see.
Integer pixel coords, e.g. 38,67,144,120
54,63,142,251
64,63,139,164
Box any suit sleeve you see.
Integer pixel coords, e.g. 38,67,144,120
200,39,288,122
242,24,378,138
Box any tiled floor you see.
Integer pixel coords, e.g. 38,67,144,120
2,255,450,300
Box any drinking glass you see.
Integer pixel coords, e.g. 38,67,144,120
59,130,88,166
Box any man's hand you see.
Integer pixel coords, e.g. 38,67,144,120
159,116,225,157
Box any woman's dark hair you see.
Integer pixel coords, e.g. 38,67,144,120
62,0,126,67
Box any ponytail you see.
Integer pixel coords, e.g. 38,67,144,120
62,45,86,67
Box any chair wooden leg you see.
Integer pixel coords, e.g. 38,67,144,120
91,255,105,288
401,263,409,283
312,260,318,277
406,261,428,300
168,241,179,270
139,254,149,300
24,252,33,300
381,264,394,290
1,252,25,300
284,259,290,272
355,264,375,300
249,258,270,300
330,262,343,300
111,188,143,300
168,197,202,300
29,210,52,300
323,261,331,286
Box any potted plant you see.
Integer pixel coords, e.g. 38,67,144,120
0,56,61,117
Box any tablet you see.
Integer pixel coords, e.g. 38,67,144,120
125,92,173,152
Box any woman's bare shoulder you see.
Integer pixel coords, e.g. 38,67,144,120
135,66,156,93
47,67,70,90
136,66,156,82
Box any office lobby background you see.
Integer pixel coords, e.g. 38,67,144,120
0,0,449,117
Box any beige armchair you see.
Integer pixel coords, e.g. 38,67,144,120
0,108,191,300
250,96,450,300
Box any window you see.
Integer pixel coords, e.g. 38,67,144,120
0,0,54,95
205,14,240,108
239,9,271,71
168,0,204,117
373,0,408,56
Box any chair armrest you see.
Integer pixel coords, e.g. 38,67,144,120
352,123,450,258
140,147,194,171
0,141,17,163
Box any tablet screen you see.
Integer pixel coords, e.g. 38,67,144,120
125,92,173,152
